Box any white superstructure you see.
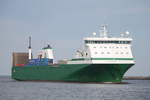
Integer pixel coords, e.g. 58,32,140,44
68,25,135,64
41,45,54,59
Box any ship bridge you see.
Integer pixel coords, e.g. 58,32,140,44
68,25,135,64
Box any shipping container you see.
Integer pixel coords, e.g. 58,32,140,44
12,52,28,66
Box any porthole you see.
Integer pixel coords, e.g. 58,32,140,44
101,52,104,54
107,52,110,54
115,52,118,54
95,52,97,54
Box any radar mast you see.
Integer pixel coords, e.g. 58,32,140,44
28,36,32,60
100,25,108,38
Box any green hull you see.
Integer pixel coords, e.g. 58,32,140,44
12,64,133,82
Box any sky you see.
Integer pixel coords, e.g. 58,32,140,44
0,0,150,76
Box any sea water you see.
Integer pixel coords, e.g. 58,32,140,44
0,76,150,100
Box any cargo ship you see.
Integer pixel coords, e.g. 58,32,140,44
12,25,135,83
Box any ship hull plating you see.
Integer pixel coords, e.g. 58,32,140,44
12,64,133,82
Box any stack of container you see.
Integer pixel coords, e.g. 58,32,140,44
25,58,53,66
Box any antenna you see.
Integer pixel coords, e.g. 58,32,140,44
100,25,108,38
28,36,31,49
125,31,130,35
92,32,96,36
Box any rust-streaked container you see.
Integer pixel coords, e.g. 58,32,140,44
12,52,28,66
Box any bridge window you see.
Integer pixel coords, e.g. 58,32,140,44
85,40,131,44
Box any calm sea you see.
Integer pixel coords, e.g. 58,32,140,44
0,76,150,100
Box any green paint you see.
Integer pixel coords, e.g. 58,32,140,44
12,64,134,82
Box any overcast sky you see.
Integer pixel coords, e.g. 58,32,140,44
0,0,150,76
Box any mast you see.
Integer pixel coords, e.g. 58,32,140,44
28,36,32,60
100,25,108,38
